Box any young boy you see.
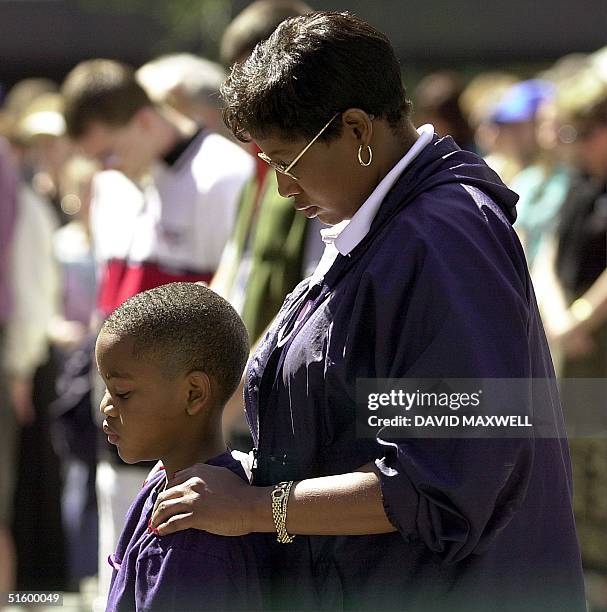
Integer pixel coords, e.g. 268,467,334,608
95,282,263,611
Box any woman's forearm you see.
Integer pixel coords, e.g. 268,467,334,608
151,461,398,537
249,463,396,536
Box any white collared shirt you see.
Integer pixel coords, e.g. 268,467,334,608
310,124,434,283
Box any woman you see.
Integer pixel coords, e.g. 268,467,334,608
151,12,585,611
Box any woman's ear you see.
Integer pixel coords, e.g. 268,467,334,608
341,108,374,145
185,371,212,416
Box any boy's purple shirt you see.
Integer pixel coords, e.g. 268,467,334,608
106,451,265,612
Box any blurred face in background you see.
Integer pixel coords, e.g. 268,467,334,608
77,108,156,180
533,100,581,172
58,156,99,222
495,120,538,167
570,121,607,181
166,86,224,134
26,133,73,182
536,100,562,154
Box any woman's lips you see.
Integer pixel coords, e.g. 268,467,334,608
295,203,319,218
103,420,120,445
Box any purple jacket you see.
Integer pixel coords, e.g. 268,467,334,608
106,451,265,612
245,135,585,611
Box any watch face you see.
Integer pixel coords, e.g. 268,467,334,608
272,483,290,500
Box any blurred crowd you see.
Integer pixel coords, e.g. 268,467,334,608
0,1,606,609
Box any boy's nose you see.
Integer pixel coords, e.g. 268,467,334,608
99,391,118,416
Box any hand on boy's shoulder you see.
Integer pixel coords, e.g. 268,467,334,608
150,451,258,538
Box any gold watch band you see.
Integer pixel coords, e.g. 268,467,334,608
271,481,295,544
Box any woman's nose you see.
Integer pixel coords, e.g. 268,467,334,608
99,391,118,417
275,171,301,199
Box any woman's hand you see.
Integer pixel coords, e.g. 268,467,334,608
150,463,267,537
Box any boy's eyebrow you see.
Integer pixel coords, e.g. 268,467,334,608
105,370,133,380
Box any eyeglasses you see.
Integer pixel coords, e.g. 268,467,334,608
257,113,339,181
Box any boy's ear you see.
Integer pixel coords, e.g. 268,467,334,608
185,371,212,416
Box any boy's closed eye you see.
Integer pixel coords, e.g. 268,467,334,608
106,388,131,400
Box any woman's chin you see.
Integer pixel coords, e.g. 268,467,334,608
316,210,342,226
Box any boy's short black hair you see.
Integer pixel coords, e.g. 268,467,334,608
221,11,412,143
101,283,249,404
62,59,151,138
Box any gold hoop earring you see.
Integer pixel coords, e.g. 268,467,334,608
357,144,373,167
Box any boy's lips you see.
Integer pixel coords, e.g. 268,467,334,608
103,420,120,444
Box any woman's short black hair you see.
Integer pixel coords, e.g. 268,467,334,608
221,11,412,142
101,282,249,404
